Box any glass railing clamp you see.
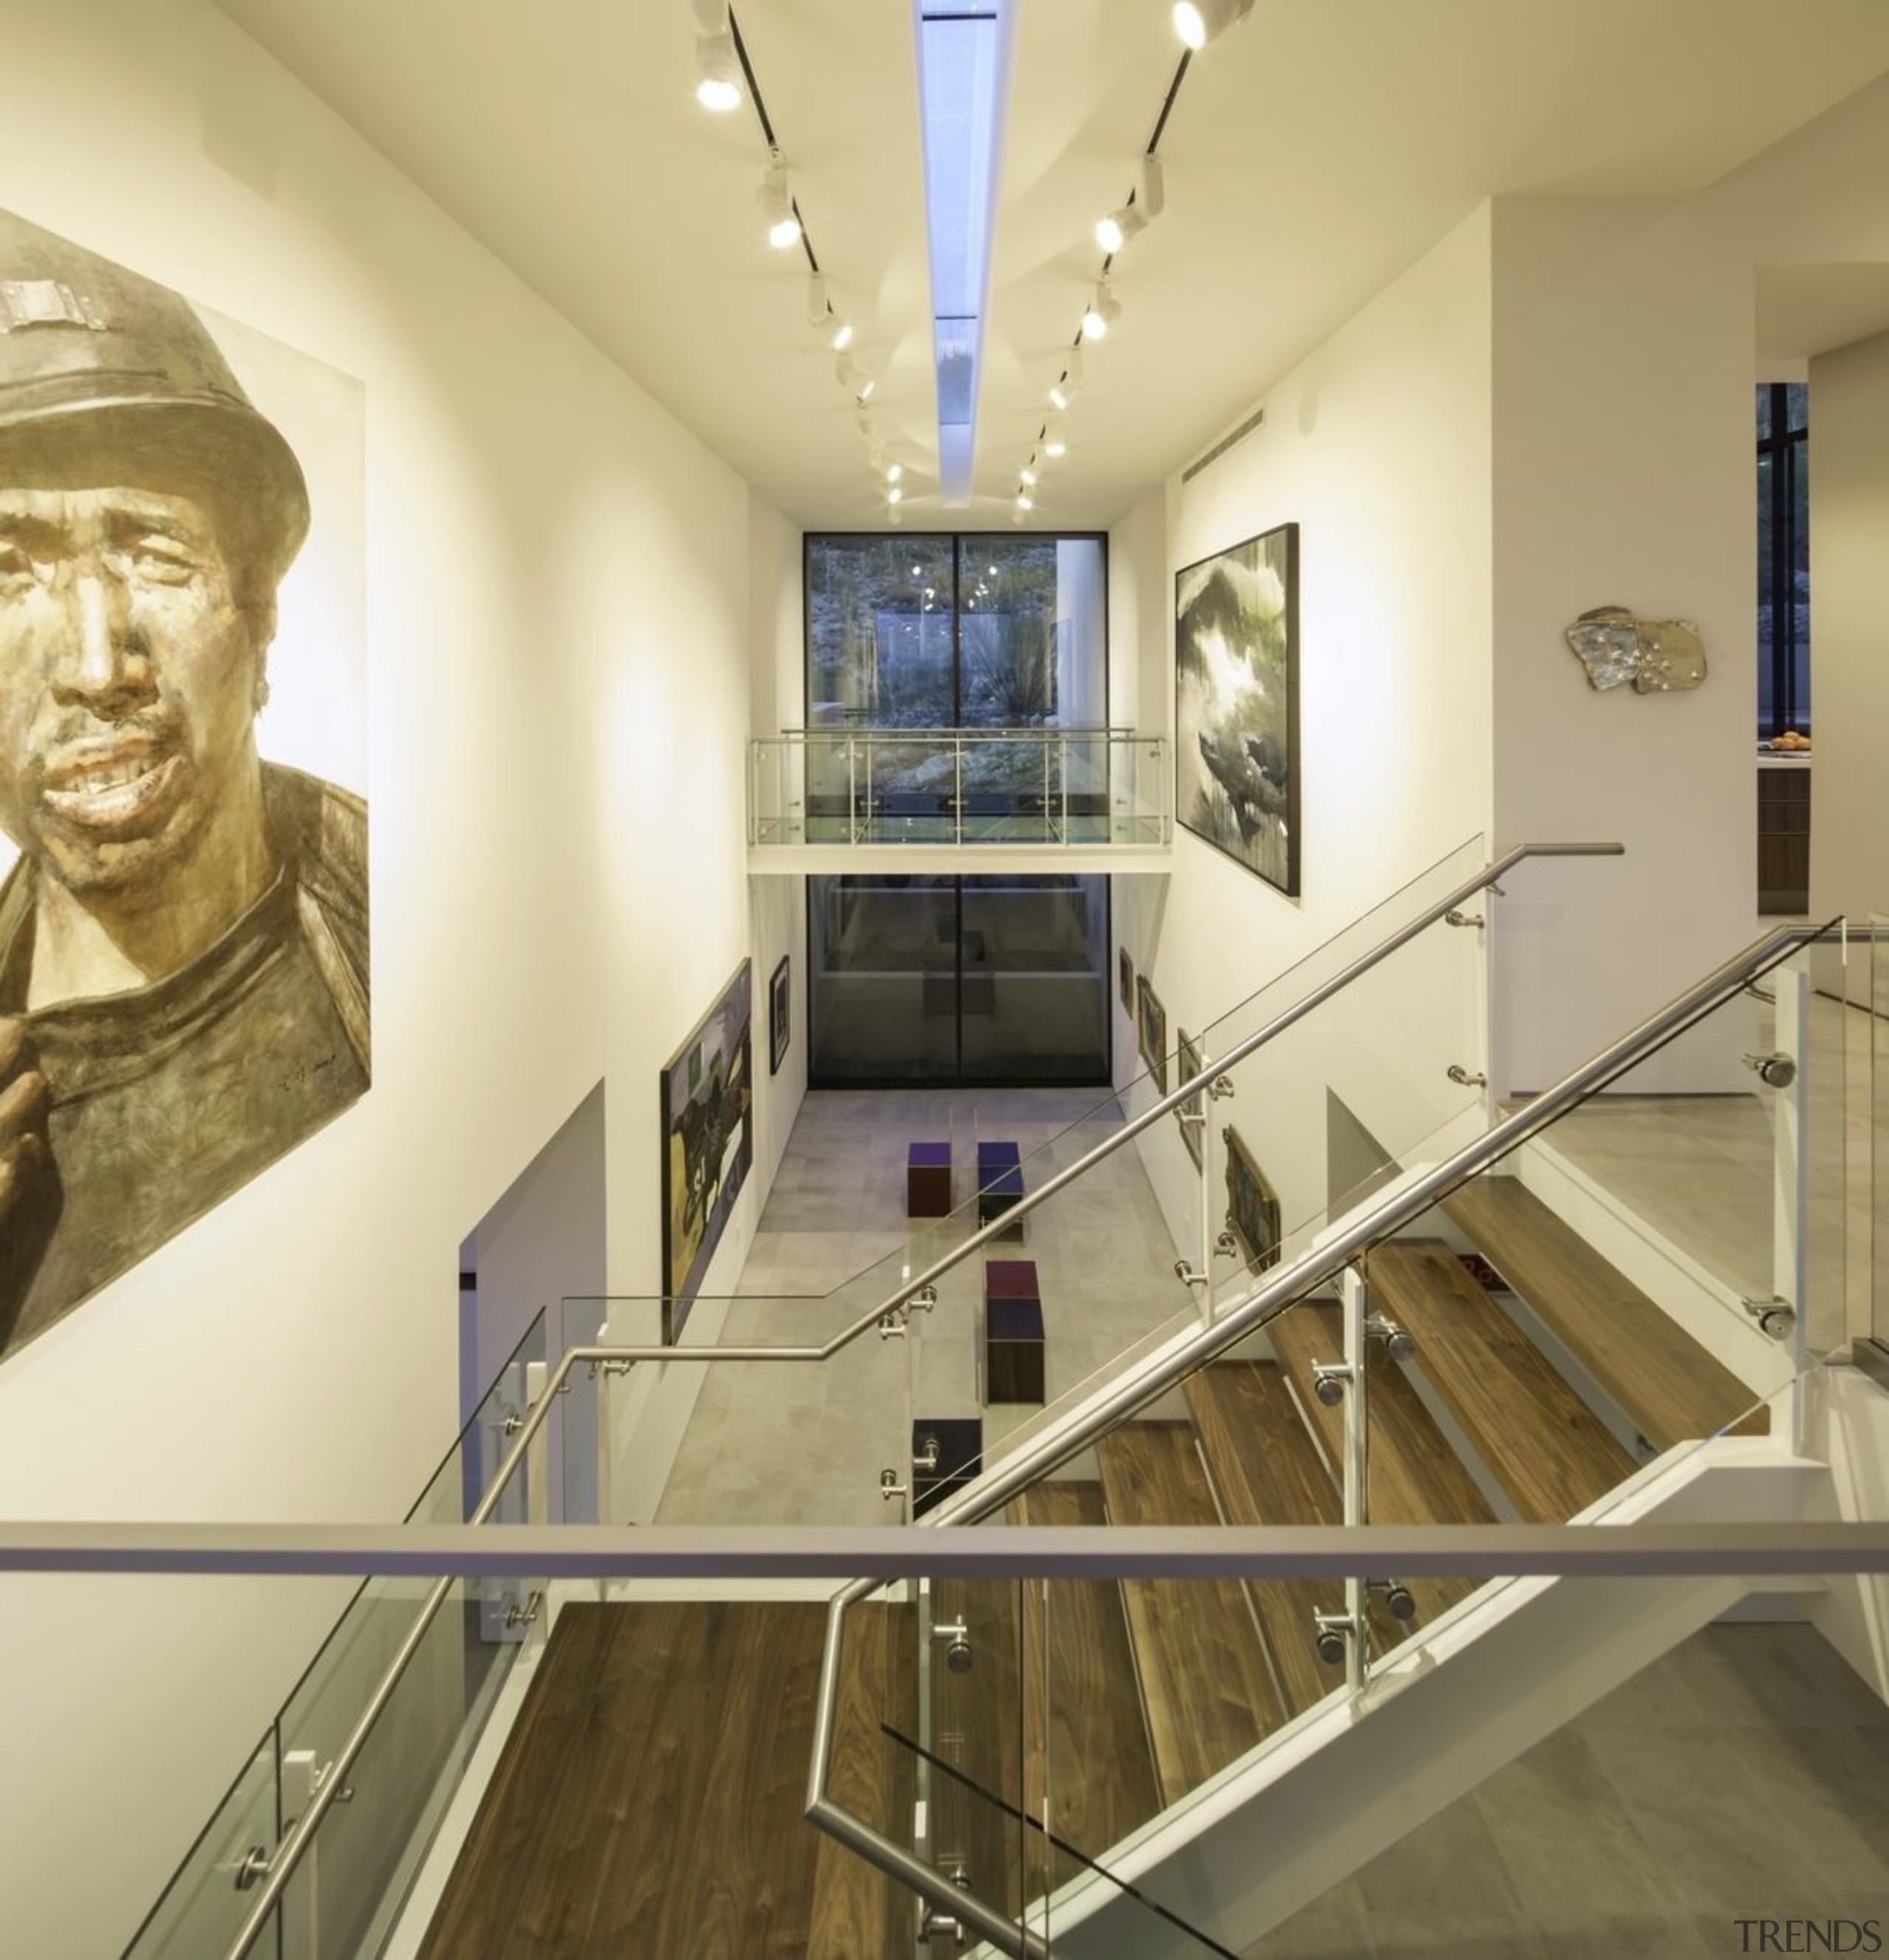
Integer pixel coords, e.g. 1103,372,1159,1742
1741,1051,1796,1088
1365,1312,1415,1360
1741,1295,1797,1339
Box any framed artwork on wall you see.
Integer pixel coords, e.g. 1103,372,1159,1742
1176,1028,1205,1170
0,207,371,1367
1136,974,1168,1094
1119,945,1135,1017
1175,520,1301,897
659,960,754,1342
769,955,791,1075
1223,1125,1282,1274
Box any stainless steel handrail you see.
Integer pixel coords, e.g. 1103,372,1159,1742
762,723,1142,739
802,914,1843,1945
215,836,1619,1957
21,1519,1889,1582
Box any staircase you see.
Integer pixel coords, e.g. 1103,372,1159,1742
964,1158,1798,1953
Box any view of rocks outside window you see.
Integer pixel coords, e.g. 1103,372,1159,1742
804,534,1106,813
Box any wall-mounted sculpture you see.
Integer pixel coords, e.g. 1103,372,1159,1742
1566,605,1707,692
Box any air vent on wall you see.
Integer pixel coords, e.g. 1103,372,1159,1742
1181,403,1266,483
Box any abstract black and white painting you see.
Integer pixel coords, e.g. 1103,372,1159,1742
660,960,753,1342
1175,522,1299,896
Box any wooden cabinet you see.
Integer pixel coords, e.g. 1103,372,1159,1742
1757,762,1810,915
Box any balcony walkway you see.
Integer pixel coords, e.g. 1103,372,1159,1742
749,725,1174,872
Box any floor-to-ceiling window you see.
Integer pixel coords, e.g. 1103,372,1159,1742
1756,382,1811,914
804,533,1111,1086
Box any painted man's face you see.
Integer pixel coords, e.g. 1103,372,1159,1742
0,481,262,901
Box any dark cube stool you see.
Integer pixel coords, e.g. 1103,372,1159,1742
984,1260,1045,1405
911,1417,982,1519
975,1140,1024,1235
907,1140,952,1218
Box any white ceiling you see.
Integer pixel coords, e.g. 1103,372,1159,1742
217,0,1889,534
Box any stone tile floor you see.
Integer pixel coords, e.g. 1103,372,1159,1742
655,1086,1198,1526
1249,1621,1889,1958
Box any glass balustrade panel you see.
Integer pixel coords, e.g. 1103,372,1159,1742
559,1289,909,1529
271,1312,548,1959
752,728,1167,851
127,1317,549,1960
120,1728,280,1960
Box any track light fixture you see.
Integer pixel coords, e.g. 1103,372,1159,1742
1018,464,1037,486
1173,0,1255,49
1048,345,1084,410
885,460,903,484
1015,489,1034,511
759,151,801,250
887,484,903,505
806,275,852,351
1096,155,1165,253
1043,420,1067,458
1081,280,1121,341
692,0,742,111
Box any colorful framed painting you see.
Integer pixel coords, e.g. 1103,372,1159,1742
1175,521,1300,896
768,954,791,1076
1119,945,1135,1017
1223,1125,1282,1274
659,960,753,1342
1176,1027,1205,1170
1136,974,1168,1094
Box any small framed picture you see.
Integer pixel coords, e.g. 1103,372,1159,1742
768,954,791,1076
1223,1125,1282,1274
1136,974,1168,1094
1177,1028,1204,1169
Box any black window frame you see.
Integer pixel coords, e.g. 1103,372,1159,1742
800,529,1114,1091
801,528,1110,732
1756,380,1809,741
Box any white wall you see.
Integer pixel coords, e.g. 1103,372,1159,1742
0,3,776,1952
1807,328,1889,944
1119,205,1496,1246
1488,197,1760,1097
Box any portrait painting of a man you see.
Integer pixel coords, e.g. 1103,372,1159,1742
0,208,368,1359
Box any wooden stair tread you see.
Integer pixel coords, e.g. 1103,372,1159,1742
1009,1482,1161,1875
1267,1304,1484,1626
1443,1176,1768,1445
420,1601,834,1959
1370,1238,1639,1523
1184,1362,1352,1716
1094,1422,1284,1805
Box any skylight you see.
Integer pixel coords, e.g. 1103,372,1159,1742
914,0,1009,506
